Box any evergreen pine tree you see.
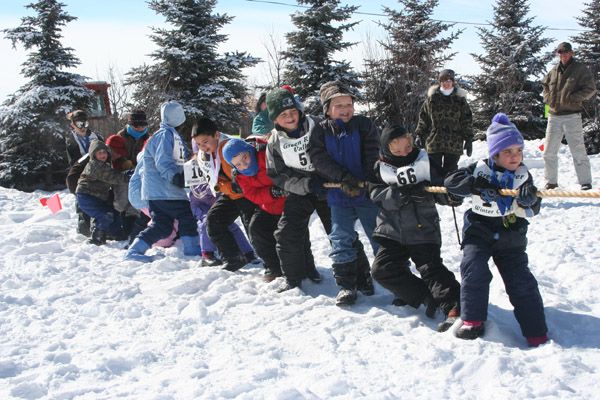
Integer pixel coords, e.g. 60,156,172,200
0,0,93,190
470,0,551,138
127,0,259,131
282,0,361,104
362,0,461,129
571,0,600,154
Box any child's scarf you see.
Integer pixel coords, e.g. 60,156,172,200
490,164,515,215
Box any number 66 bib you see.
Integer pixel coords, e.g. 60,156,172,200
379,149,431,186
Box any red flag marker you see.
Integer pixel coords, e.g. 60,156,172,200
539,143,544,152
40,194,62,214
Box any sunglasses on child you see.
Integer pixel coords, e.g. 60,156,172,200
74,120,89,129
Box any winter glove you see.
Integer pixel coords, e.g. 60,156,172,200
339,174,362,197
171,172,185,188
479,188,499,203
399,181,428,203
270,186,287,198
308,177,327,198
516,182,538,208
471,176,497,195
446,192,463,207
463,138,473,157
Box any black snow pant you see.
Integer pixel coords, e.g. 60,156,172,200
428,152,461,178
206,196,256,263
372,237,460,314
275,193,331,282
248,209,282,274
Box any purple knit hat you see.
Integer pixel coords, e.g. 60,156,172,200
486,113,524,159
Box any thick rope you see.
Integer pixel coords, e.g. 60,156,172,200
323,182,600,198
424,186,600,198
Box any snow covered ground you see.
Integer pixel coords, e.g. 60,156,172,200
1,140,599,399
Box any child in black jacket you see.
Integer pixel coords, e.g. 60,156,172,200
369,125,461,331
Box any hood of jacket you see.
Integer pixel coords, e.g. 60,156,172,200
89,139,111,162
427,84,467,98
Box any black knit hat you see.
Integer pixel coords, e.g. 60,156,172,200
266,88,298,122
438,69,455,82
68,110,88,122
128,109,147,127
319,81,356,116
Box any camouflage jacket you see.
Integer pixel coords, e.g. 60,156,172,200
415,85,473,155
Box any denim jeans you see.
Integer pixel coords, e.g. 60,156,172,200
329,203,379,264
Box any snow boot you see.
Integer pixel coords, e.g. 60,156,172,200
125,238,153,262
263,267,283,282
526,334,548,347
244,251,263,266
422,294,438,319
222,254,247,272
437,305,460,332
181,235,201,256
277,278,302,293
336,288,358,306
200,252,222,267
455,320,485,340
77,211,91,237
354,240,374,296
88,228,107,246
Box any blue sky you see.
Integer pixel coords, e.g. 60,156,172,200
0,0,589,101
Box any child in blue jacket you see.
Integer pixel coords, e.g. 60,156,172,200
309,81,379,306
125,101,201,262
444,113,548,346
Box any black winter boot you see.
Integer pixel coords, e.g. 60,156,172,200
354,240,374,296
88,228,107,246
333,260,358,306
77,212,91,237
277,278,302,293
222,254,247,272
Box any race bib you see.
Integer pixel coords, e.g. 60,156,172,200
379,150,431,186
172,133,186,166
279,134,315,171
471,161,530,217
183,159,207,187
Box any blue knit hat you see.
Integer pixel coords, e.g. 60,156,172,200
222,138,258,176
486,113,524,160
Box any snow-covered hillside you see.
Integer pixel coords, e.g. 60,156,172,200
1,140,599,399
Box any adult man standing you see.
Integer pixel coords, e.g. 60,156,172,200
542,42,596,190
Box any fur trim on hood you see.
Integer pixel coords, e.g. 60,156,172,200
427,84,467,98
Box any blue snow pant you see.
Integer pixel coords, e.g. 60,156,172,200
460,213,547,338
76,193,122,234
139,200,197,246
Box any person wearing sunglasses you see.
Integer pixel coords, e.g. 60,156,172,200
542,41,596,191
65,109,104,237
65,110,104,167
